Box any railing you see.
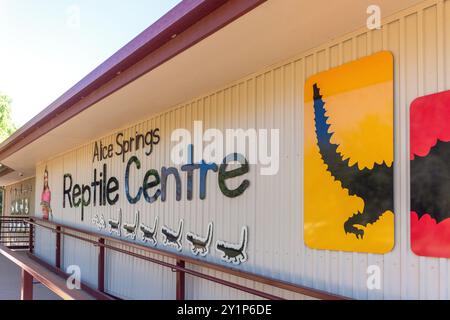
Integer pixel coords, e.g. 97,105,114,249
0,216,30,250
28,217,349,300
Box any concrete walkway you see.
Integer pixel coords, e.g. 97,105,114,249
0,251,60,300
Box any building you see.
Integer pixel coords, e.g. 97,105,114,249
1,0,450,300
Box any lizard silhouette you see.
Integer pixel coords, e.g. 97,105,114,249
411,139,450,222
312,83,394,239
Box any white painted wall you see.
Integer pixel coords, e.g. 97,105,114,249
33,0,450,299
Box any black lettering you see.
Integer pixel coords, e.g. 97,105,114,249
108,144,114,158
123,140,130,162
181,163,200,201
91,168,100,206
218,153,250,198
153,128,160,144
99,168,103,206
63,174,73,208
161,167,181,202
143,169,161,203
125,156,143,204
136,132,145,151
115,133,124,159
106,177,119,205
73,184,82,207
199,161,218,200
92,142,100,163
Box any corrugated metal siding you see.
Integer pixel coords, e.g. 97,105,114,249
33,0,450,299
34,227,56,266
105,243,176,299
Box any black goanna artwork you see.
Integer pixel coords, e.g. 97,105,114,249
123,210,140,240
186,222,213,256
140,216,158,246
312,84,394,239
216,226,248,265
411,139,450,222
161,219,184,251
108,208,122,237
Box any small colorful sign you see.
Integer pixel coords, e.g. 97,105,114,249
410,90,450,258
304,51,394,253
40,166,52,220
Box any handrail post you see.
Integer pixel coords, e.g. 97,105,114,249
21,269,33,300
28,219,34,254
98,238,105,292
55,226,61,269
176,259,185,300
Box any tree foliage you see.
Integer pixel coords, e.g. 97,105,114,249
0,93,17,142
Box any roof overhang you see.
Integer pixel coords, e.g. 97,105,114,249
0,0,424,185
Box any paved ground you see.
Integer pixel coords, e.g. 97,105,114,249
0,252,60,300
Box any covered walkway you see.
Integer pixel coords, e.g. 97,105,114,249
0,252,60,300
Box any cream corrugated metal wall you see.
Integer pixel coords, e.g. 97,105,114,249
34,0,450,299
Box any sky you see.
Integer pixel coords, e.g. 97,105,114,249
0,0,180,127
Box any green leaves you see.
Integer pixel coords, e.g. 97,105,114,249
0,93,17,142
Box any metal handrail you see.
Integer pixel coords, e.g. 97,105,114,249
0,216,31,250
28,217,349,300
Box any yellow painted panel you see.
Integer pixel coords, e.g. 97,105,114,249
304,51,394,253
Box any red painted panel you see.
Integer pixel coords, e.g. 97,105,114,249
410,90,450,258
